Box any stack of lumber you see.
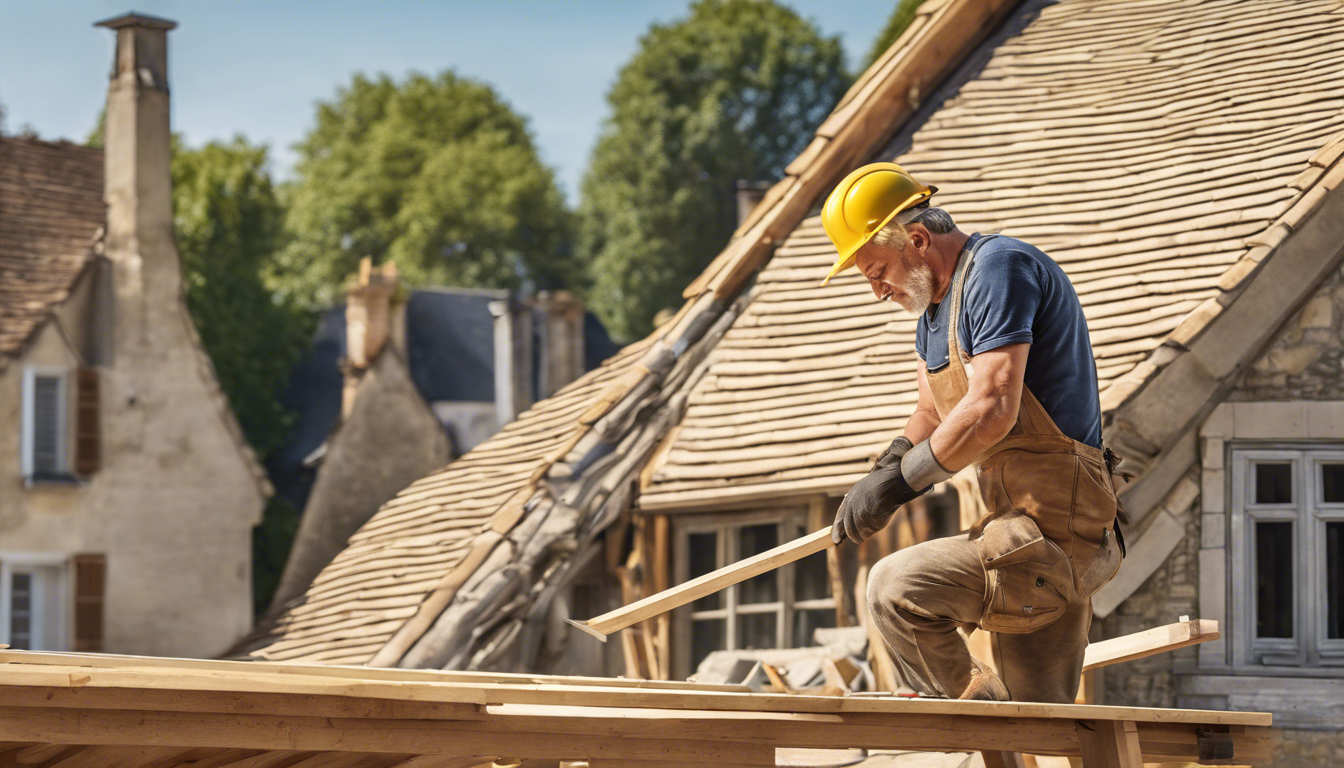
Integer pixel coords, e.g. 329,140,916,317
0,648,1270,768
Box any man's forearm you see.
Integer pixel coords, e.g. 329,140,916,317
928,391,1015,473
903,409,940,446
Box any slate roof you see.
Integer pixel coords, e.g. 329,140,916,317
240,0,1344,667
0,137,104,368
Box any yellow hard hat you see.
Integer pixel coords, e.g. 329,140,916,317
820,162,936,286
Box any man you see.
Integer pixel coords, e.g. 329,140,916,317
819,162,1124,704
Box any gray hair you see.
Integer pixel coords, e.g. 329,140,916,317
870,206,956,250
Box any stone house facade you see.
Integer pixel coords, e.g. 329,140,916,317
0,14,268,657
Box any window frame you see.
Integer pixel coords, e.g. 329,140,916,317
20,366,69,482
1229,446,1344,668
0,552,71,651
672,508,836,680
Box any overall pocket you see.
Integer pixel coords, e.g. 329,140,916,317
1077,526,1122,596
976,514,1073,634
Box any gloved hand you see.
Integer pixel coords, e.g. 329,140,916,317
873,436,914,469
833,446,926,545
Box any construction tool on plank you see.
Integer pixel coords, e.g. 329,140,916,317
568,527,833,641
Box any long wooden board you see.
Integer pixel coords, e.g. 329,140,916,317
1081,619,1219,672
569,528,834,640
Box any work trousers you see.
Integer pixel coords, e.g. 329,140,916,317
866,533,1091,703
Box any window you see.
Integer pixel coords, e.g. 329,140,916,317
0,555,68,651
21,367,68,481
1230,448,1344,667
674,510,837,677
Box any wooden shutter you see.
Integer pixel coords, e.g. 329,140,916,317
74,368,100,476
72,554,105,652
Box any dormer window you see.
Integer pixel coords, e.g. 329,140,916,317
21,367,68,482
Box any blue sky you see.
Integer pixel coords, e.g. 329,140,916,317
0,1,895,202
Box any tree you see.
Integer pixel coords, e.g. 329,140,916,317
578,0,848,339
274,72,576,311
864,0,926,70
171,138,309,458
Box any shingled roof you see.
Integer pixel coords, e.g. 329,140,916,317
241,0,1344,668
0,137,104,368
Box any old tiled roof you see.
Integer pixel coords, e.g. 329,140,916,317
0,137,104,367
242,0,1344,667
639,0,1344,509
237,328,667,663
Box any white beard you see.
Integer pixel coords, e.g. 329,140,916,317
890,260,935,315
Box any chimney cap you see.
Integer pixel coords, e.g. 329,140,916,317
94,12,177,30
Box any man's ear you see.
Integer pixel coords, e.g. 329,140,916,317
907,224,931,253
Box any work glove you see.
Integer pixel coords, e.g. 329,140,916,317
833,437,925,544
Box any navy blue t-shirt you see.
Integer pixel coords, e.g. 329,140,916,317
915,234,1102,447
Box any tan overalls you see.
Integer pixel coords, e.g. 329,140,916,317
867,235,1123,703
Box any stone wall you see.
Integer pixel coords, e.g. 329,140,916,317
1102,263,1344,762
1232,261,1344,401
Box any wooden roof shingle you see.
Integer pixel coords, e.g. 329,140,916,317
0,137,104,367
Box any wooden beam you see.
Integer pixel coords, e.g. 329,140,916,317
569,529,834,639
0,650,749,693
1076,720,1143,768
1081,620,1219,672
0,662,1273,727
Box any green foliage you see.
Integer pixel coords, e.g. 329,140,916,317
171,138,310,459
579,0,848,340
864,0,926,70
274,72,576,310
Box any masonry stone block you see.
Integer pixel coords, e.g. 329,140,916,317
1201,467,1225,514
1201,513,1225,548
1198,547,1227,667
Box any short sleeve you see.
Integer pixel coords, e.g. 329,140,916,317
960,243,1042,355
915,318,927,361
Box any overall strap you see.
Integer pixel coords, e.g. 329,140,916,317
948,233,1069,440
945,234,999,372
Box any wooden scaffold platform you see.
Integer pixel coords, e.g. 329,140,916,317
0,644,1268,768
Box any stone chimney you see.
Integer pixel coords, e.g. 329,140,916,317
489,296,534,425
534,290,586,400
736,180,771,227
96,12,177,349
343,258,400,418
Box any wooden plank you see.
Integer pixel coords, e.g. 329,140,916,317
1081,620,1219,672
569,529,834,639
0,661,1274,727
0,650,750,693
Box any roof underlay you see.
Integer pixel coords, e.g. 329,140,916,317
242,0,1344,668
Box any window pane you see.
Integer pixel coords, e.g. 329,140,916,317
1328,522,1344,640
793,608,837,647
1254,463,1292,505
10,572,32,650
736,612,776,651
795,550,831,603
32,376,61,474
690,619,725,671
737,524,779,604
1255,521,1294,639
688,532,720,611
1324,464,1344,503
